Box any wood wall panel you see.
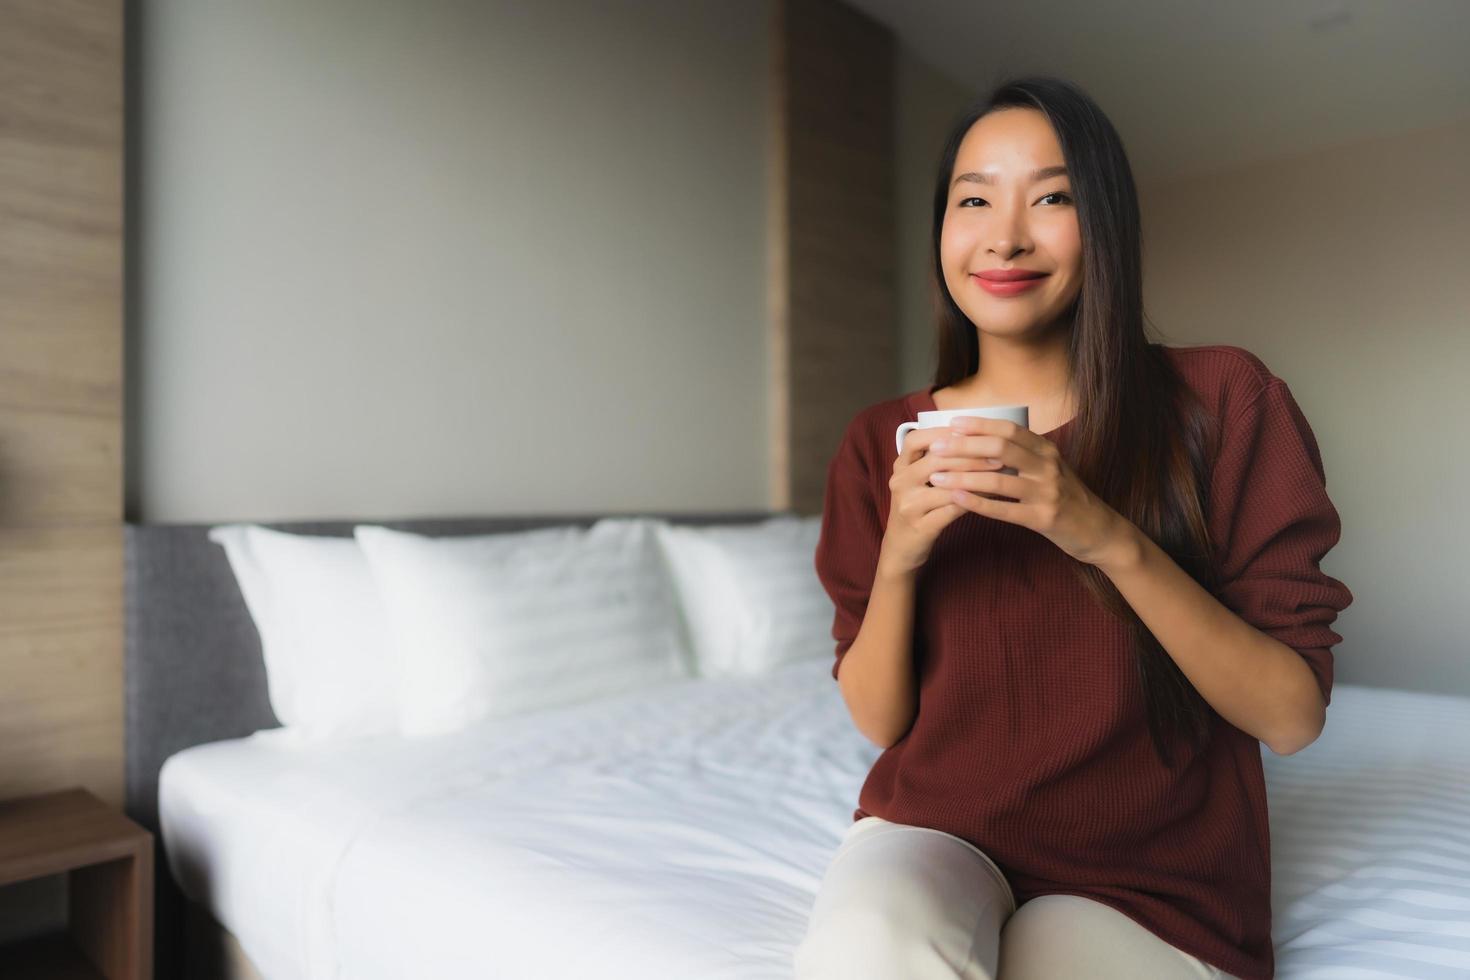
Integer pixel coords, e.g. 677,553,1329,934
769,0,896,515
0,0,125,808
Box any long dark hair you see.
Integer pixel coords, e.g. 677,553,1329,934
929,75,1220,769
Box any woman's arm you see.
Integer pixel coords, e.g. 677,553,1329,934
1095,529,1325,756
836,549,923,749
1098,375,1352,757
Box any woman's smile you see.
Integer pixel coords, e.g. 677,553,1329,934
971,272,1050,296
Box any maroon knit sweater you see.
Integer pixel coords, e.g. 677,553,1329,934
814,343,1353,980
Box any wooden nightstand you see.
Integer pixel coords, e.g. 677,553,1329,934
0,787,153,980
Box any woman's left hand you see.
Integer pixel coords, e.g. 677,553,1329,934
926,415,1136,568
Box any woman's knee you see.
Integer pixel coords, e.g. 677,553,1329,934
795,902,937,978
795,822,1010,979
998,894,1227,980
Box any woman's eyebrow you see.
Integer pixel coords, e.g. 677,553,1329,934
951,165,1069,188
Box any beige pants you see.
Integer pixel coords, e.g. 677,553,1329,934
794,815,1242,980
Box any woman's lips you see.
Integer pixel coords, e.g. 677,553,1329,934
972,273,1049,296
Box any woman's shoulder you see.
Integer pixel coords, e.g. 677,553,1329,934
1156,342,1284,422
830,391,917,472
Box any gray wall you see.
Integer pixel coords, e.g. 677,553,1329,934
127,0,772,523
893,43,973,392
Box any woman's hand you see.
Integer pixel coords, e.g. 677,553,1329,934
878,426,971,576
926,415,1137,568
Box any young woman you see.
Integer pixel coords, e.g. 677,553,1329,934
794,76,1353,980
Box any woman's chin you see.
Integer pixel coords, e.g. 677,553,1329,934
966,312,1067,337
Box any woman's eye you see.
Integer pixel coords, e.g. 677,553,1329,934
957,193,1072,208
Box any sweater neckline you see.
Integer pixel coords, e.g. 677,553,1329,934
907,384,1078,441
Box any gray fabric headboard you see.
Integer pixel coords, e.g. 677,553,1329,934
122,509,784,837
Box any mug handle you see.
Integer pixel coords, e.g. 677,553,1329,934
895,421,921,456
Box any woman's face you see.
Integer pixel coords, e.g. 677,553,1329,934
939,107,1083,339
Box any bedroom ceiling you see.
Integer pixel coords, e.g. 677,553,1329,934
844,0,1470,183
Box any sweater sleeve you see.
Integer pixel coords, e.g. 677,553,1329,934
814,418,886,681
1208,377,1354,705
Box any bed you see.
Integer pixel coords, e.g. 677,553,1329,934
125,516,1470,979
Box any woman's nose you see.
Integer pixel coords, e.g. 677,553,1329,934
988,203,1030,255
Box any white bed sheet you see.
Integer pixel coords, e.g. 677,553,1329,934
159,658,1470,980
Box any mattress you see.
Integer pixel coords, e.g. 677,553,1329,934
158,657,1470,979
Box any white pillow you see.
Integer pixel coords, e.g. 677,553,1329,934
652,515,832,677
353,517,692,737
206,524,399,742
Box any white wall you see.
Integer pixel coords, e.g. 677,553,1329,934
128,2,1464,693
128,0,772,523
1138,116,1470,696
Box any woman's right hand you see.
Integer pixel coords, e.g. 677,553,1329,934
879,426,989,576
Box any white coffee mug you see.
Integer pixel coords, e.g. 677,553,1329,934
895,405,1029,477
